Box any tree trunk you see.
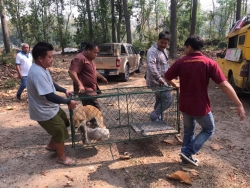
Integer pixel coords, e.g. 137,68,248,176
56,0,64,53
0,0,11,53
111,0,116,42
170,0,177,59
212,0,215,39
155,0,158,32
15,0,24,42
245,0,247,14
86,0,93,41
236,0,242,21
117,0,122,42
190,0,197,35
123,0,132,43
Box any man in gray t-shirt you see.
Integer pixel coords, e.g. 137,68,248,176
27,42,77,166
28,63,58,121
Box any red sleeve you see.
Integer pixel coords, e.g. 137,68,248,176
69,57,84,74
209,61,226,84
164,61,180,80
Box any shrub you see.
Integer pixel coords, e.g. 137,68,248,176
0,49,16,65
218,41,227,49
3,79,16,88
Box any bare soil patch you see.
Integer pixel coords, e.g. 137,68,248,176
0,53,250,188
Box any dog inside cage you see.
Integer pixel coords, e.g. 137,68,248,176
69,86,180,148
72,105,110,144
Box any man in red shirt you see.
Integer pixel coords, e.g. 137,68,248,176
165,36,245,166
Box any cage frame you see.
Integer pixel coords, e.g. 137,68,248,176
69,85,180,148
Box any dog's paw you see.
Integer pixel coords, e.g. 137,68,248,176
81,137,91,144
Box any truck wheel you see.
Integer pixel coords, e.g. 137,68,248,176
136,59,143,73
120,64,129,82
229,75,242,94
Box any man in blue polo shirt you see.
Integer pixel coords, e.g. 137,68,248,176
16,43,32,101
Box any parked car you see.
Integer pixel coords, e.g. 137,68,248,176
95,43,143,82
63,47,79,54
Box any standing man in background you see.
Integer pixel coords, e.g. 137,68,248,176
16,43,32,101
146,31,172,122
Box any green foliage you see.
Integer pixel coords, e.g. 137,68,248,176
0,50,16,65
1,0,245,53
3,79,16,88
52,59,61,68
204,39,221,46
218,41,227,49
215,0,236,39
132,40,147,51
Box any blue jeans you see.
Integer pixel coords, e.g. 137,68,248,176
181,112,215,155
17,76,27,96
150,90,172,121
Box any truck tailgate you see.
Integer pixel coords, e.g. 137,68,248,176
94,56,117,69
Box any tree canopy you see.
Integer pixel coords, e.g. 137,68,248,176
0,0,248,53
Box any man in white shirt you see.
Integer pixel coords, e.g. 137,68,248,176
16,43,32,101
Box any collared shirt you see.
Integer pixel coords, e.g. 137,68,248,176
69,52,97,92
15,51,33,76
146,43,169,86
165,52,226,116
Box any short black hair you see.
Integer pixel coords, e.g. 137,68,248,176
158,31,171,40
85,42,98,51
184,35,204,51
32,42,54,60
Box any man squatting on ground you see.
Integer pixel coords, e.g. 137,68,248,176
16,43,32,101
164,35,246,166
146,31,172,122
27,42,77,166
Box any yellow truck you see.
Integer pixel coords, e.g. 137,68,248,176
216,16,250,93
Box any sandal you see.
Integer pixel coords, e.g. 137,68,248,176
57,156,76,166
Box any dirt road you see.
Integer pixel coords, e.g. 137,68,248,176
0,55,250,188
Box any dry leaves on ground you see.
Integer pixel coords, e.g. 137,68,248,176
166,170,192,185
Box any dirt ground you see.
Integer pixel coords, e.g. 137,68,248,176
0,53,250,188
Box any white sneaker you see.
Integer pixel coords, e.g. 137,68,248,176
180,153,199,166
153,115,163,123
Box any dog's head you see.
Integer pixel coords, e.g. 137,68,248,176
72,110,87,128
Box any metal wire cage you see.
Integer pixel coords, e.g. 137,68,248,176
69,85,180,148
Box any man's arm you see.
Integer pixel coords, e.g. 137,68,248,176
165,79,178,88
45,93,77,110
53,82,73,97
164,63,179,88
45,93,70,104
15,54,22,79
68,70,85,93
54,82,66,93
219,81,245,121
16,65,22,79
147,51,163,83
96,71,108,84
